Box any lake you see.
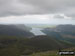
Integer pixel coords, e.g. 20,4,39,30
30,28,46,36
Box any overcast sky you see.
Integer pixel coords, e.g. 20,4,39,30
0,0,75,25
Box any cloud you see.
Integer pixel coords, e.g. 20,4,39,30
52,14,72,19
0,15,74,25
0,15,51,24
53,14,65,19
0,0,75,18
0,0,40,17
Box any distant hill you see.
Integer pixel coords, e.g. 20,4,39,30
55,25,75,35
15,24,32,31
0,24,34,37
42,24,75,45
56,25,75,32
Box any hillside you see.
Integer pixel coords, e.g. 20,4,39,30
42,25,75,45
25,35,73,51
15,24,32,31
31,48,75,56
31,47,75,56
55,25,75,36
0,24,34,37
0,35,74,56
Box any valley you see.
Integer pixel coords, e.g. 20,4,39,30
0,24,75,56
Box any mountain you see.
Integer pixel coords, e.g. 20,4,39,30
15,24,32,31
55,25,75,35
0,24,34,37
42,24,75,45
56,24,75,32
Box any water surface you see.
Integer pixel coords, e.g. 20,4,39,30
30,28,46,36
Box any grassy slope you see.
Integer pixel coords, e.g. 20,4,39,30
31,47,75,56
0,35,74,56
